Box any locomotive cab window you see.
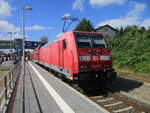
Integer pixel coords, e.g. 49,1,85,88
75,33,106,48
92,37,106,48
77,37,91,48
63,40,67,49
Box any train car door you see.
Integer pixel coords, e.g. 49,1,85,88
59,40,66,69
37,48,39,62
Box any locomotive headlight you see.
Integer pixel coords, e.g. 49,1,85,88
79,56,91,61
100,55,110,60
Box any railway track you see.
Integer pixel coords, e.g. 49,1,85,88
39,63,150,113
90,92,149,113
69,83,150,113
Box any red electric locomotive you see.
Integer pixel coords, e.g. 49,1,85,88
31,31,116,84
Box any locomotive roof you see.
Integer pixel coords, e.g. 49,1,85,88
40,31,104,48
41,31,72,48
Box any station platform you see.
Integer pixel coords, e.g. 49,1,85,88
0,61,13,70
12,62,109,113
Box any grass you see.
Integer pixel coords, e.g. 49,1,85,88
0,70,8,77
0,70,9,105
116,69,150,83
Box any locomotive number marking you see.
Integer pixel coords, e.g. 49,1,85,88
100,56,110,60
79,56,91,61
92,56,99,61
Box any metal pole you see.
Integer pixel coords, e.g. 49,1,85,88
4,76,7,100
7,32,13,80
10,33,13,85
22,7,32,75
22,8,25,75
10,33,12,61
7,32,12,62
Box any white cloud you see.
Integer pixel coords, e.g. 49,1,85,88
99,17,139,28
16,25,52,31
0,0,12,17
0,20,52,32
141,18,150,29
97,2,147,28
0,20,22,40
63,13,70,18
0,33,23,40
0,20,18,32
25,25,51,31
126,3,146,18
72,0,84,12
13,33,23,39
56,33,63,38
47,27,52,30
89,0,125,6
0,20,52,40
0,34,6,40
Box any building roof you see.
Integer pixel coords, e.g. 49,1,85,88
95,24,117,32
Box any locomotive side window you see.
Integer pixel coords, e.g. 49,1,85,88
63,40,66,49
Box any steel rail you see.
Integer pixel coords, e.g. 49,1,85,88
108,92,150,113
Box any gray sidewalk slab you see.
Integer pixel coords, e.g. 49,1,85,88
13,62,109,113
0,61,13,70
12,65,23,113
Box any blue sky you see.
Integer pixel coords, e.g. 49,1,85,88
0,0,150,42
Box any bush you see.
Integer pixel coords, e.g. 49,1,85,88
108,26,150,73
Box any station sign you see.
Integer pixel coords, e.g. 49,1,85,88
25,41,39,49
0,41,16,49
0,40,40,49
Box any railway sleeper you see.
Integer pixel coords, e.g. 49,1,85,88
102,99,120,105
113,106,133,113
108,103,130,112
96,97,114,102
104,101,123,107
91,96,103,99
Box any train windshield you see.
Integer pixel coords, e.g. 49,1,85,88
75,33,106,48
92,37,106,48
77,37,91,48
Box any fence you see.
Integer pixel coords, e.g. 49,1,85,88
0,62,22,113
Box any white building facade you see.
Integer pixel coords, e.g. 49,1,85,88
95,25,117,38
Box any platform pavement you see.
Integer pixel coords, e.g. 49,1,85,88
0,61,13,70
12,62,109,113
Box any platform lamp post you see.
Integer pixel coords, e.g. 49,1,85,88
22,7,32,75
7,32,16,62
7,32,16,87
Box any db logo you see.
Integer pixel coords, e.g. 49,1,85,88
27,42,32,47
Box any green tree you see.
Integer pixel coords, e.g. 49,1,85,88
75,18,94,32
119,27,124,36
107,25,150,73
